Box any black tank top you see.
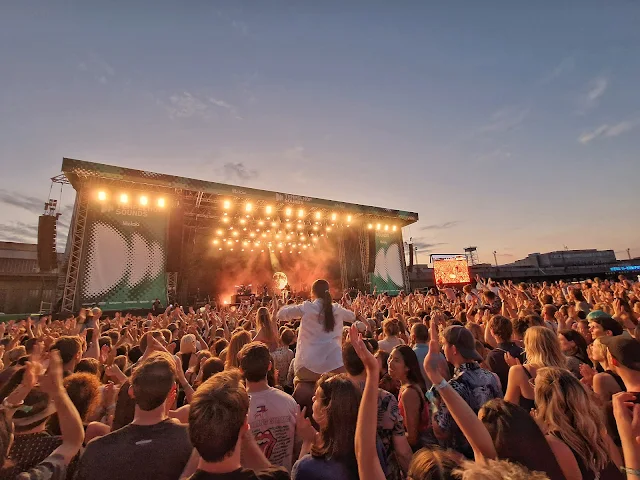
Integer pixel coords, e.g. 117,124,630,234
518,366,536,411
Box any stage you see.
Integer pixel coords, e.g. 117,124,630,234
54,158,418,312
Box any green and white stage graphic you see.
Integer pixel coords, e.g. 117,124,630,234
80,202,168,310
371,231,407,294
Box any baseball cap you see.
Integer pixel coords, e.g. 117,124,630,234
587,310,610,320
443,325,483,362
600,336,640,371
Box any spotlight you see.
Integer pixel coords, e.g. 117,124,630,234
265,205,273,215
227,241,233,245
286,235,292,240
261,233,266,238
243,241,248,246
232,231,239,237
249,232,255,238
392,225,397,232
298,209,304,218
223,200,231,209
384,225,389,231
216,230,223,235
303,245,308,249
347,215,352,222
313,225,319,231
368,224,373,230
245,203,252,212
313,237,318,242
219,248,222,251
222,217,229,223
315,212,321,220
258,220,264,226
271,222,277,227
139,195,148,206
240,219,246,225
157,198,166,208
376,223,381,230
300,236,306,241
119,193,128,204
97,191,107,201
297,224,303,230
326,226,332,232
285,208,292,217
331,213,337,221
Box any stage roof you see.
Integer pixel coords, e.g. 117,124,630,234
61,158,419,225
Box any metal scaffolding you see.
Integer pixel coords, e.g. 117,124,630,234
359,228,370,291
337,230,348,291
60,191,89,313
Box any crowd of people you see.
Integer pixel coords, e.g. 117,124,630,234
0,274,638,479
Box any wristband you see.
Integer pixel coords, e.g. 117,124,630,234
621,466,640,477
434,378,449,391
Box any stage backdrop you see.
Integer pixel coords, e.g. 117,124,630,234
79,201,168,310
371,230,407,294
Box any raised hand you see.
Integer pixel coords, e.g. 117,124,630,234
504,352,521,368
295,406,317,444
348,324,378,375
424,318,444,384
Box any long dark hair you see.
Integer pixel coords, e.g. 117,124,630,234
558,329,590,365
312,279,335,333
391,345,427,393
312,374,361,474
479,399,566,480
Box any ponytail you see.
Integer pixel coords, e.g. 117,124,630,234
322,290,335,333
312,279,335,333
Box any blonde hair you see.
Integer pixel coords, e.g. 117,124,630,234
524,327,566,369
256,307,277,345
225,330,252,370
179,334,197,354
534,367,611,475
407,448,460,480
458,459,550,480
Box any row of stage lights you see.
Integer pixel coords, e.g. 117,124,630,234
221,200,398,232
96,191,167,208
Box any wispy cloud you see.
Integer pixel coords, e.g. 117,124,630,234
577,75,609,112
0,221,38,241
77,53,115,85
166,92,209,119
221,162,259,183
419,221,460,231
476,148,512,165
578,120,637,144
208,97,242,120
412,241,448,252
540,57,575,84
478,106,529,134
0,190,45,214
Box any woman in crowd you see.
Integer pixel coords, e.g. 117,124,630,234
387,345,429,451
292,373,361,480
557,329,590,377
378,318,405,353
277,279,355,413
504,326,567,410
534,367,624,480
47,372,102,435
479,399,575,480
375,349,400,397
580,338,625,402
254,306,279,351
177,333,197,373
271,328,295,388
223,330,252,370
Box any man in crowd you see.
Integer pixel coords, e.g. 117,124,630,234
74,351,193,480
588,311,624,339
187,371,289,479
342,339,412,479
485,315,524,394
50,336,83,376
602,335,640,393
238,342,298,471
429,325,502,458
410,323,448,389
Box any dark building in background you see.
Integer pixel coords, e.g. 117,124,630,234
0,242,63,314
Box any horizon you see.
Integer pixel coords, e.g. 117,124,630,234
1,2,639,264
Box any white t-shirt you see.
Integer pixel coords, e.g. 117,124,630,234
277,299,355,374
248,387,299,471
377,336,405,353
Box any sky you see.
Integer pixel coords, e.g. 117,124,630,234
1,1,639,265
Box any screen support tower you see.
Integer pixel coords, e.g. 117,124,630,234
464,246,479,266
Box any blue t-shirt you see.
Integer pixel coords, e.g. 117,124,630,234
291,455,356,480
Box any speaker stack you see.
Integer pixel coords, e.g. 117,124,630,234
37,215,58,272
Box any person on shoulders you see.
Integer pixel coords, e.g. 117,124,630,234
187,370,289,480
238,342,298,472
